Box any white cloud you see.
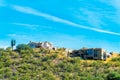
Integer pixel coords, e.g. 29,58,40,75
108,0,120,9
12,23,39,30
77,8,104,28
11,5,120,36
111,0,120,21
99,0,120,24
8,33,29,40
8,34,17,37
7,33,42,44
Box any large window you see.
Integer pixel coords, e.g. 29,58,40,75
86,49,93,55
94,50,98,57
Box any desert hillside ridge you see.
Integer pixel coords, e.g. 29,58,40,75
0,40,120,79
3,40,119,61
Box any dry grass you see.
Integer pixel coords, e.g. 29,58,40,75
105,53,119,63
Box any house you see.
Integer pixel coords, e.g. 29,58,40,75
28,41,41,48
65,48,73,53
41,41,53,49
28,41,54,50
71,48,111,60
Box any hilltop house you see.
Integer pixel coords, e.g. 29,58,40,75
28,41,54,49
71,48,111,60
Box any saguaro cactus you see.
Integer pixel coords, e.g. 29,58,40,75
11,39,16,51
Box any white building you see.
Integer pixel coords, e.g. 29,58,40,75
41,41,53,49
28,41,54,49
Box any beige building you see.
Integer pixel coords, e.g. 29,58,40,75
28,41,54,49
71,48,111,60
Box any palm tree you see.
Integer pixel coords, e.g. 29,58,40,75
11,39,16,51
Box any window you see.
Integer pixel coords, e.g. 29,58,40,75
86,49,93,55
94,50,98,57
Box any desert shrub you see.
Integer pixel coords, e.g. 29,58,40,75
112,57,120,61
16,44,33,52
107,72,120,80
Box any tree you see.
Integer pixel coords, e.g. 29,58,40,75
11,39,16,51
16,44,31,52
107,72,120,80
6,47,12,52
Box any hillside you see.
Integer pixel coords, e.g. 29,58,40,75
0,48,120,80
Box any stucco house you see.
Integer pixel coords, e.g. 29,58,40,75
71,48,111,60
41,41,53,49
28,41,54,49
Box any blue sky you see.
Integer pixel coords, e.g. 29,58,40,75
0,0,120,52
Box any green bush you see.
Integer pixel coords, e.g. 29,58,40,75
16,44,32,52
107,72,120,80
112,57,120,61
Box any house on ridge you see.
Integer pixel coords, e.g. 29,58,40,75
28,41,54,50
71,48,111,60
